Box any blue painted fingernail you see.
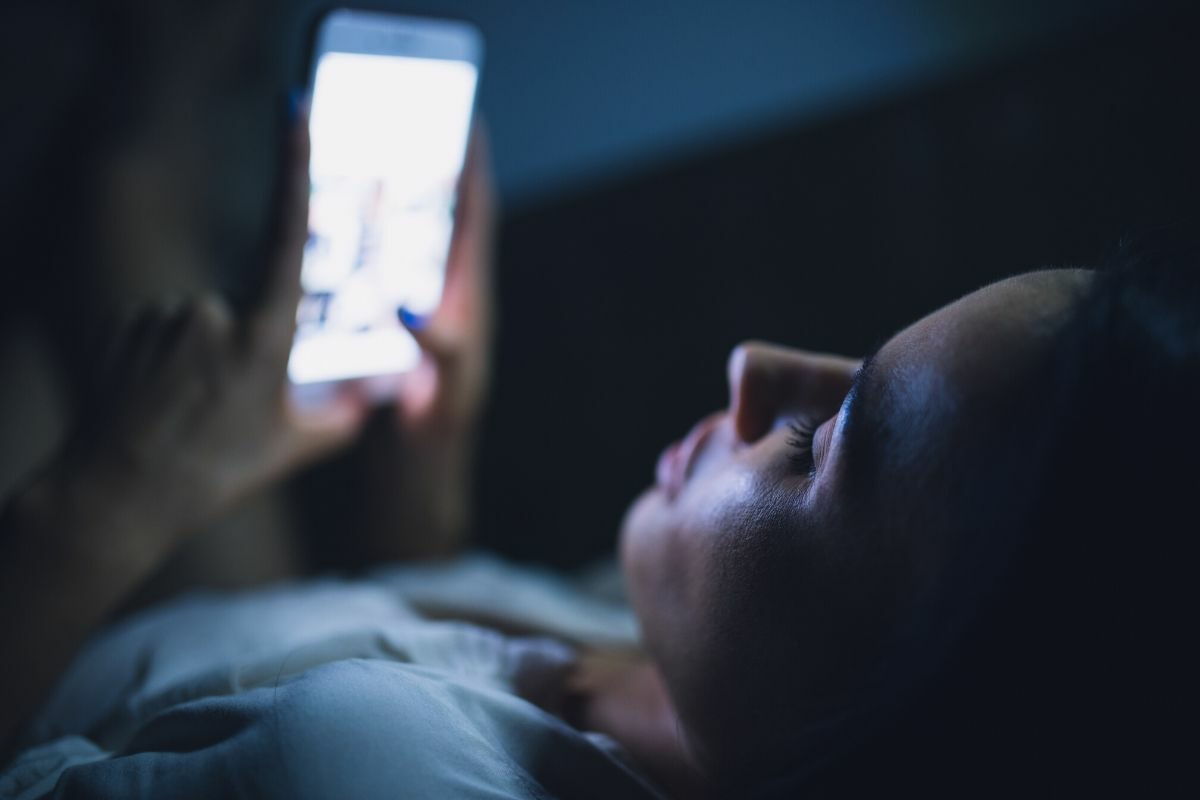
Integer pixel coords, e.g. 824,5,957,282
398,307,428,330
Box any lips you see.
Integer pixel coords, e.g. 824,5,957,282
655,412,723,499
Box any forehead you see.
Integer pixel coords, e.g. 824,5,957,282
841,270,1091,476
881,270,1088,406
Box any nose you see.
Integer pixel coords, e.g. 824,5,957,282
727,342,861,443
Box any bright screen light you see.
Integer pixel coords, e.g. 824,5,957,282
289,52,477,384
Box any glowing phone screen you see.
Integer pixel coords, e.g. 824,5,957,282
289,48,477,384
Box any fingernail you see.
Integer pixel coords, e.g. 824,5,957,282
398,307,428,331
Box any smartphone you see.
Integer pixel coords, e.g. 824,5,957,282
288,8,482,387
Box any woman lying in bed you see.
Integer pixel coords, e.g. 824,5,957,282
1,113,1195,798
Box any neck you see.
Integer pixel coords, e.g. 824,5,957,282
565,651,708,799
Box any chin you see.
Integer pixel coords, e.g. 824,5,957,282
617,486,668,605
618,486,651,562
619,481,667,549
619,482,698,650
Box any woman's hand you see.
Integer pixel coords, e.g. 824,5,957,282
60,117,366,552
394,126,497,440
357,126,498,559
0,113,365,757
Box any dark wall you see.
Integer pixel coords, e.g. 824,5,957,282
5,1,1196,572
319,0,1138,204
476,4,1200,566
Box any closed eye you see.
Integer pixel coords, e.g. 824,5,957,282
786,418,817,476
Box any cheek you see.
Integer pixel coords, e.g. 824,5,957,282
620,467,814,763
618,487,682,633
618,466,772,655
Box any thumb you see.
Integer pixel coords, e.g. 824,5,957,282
399,307,459,368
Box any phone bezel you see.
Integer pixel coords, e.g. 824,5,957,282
304,8,483,87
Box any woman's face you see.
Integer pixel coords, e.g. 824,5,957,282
619,269,1091,777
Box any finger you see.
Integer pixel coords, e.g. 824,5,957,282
182,293,237,388
394,354,440,428
141,298,224,435
123,307,171,382
458,121,496,233
444,122,497,298
101,306,148,378
397,308,471,427
192,293,236,343
399,306,459,367
249,105,311,360
150,298,199,366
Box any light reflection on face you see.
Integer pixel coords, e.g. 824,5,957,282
619,269,1092,777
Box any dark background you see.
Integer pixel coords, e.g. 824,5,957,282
3,1,1198,568
476,2,1200,565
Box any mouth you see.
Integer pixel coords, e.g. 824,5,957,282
655,412,723,500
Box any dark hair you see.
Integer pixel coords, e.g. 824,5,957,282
998,234,1200,794
755,237,1200,798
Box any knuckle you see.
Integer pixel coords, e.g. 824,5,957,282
193,294,234,335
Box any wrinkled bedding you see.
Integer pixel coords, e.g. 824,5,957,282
1,554,662,799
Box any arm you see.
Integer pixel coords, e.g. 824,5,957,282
358,127,498,560
0,461,178,756
359,416,477,560
0,117,365,755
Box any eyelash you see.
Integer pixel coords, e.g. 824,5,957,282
786,418,817,476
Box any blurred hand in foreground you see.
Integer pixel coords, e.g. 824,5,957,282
395,125,497,443
353,125,498,559
62,114,366,550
